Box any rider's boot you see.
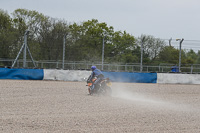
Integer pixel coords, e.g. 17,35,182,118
89,84,95,95
88,88,92,95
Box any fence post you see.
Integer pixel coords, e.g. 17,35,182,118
159,65,160,72
56,62,59,69
191,64,193,74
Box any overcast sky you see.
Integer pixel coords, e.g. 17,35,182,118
1,0,200,41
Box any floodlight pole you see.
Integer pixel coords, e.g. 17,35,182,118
176,38,184,72
12,43,25,68
27,45,36,67
12,30,36,68
102,36,105,70
23,30,30,68
169,38,172,46
140,41,143,72
140,37,145,72
62,34,67,69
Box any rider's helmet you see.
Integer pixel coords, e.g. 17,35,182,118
91,66,96,71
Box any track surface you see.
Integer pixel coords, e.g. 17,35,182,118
0,80,200,133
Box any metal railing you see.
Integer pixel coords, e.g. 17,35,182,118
1,59,200,74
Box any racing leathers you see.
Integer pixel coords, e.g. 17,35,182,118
88,68,104,91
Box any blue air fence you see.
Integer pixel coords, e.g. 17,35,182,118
0,68,44,80
1,59,200,73
102,71,157,83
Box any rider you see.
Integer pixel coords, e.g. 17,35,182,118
88,66,104,92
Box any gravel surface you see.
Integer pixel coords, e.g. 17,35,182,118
0,80,200,133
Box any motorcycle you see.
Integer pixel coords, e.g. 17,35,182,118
86,75,112,96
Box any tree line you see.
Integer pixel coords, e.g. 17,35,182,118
1,8,200,67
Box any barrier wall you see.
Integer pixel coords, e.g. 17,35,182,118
157,73,200,84
102,71,157,83
1,68,200,84
0,68,43,80
43,69,91,81
43,69,157,83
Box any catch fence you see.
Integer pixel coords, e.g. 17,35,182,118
1,59,200,74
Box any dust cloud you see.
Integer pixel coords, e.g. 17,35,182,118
110,83,194,112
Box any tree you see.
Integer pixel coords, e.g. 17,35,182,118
185,49,197,64
12,8,49,60
111,31,138,63
0,9,17,62
12,8,70,62
196,51,200,64
136,34,166,63
68,19,114,62
5,8,199,69
158,46,182,64
0,9,12,59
